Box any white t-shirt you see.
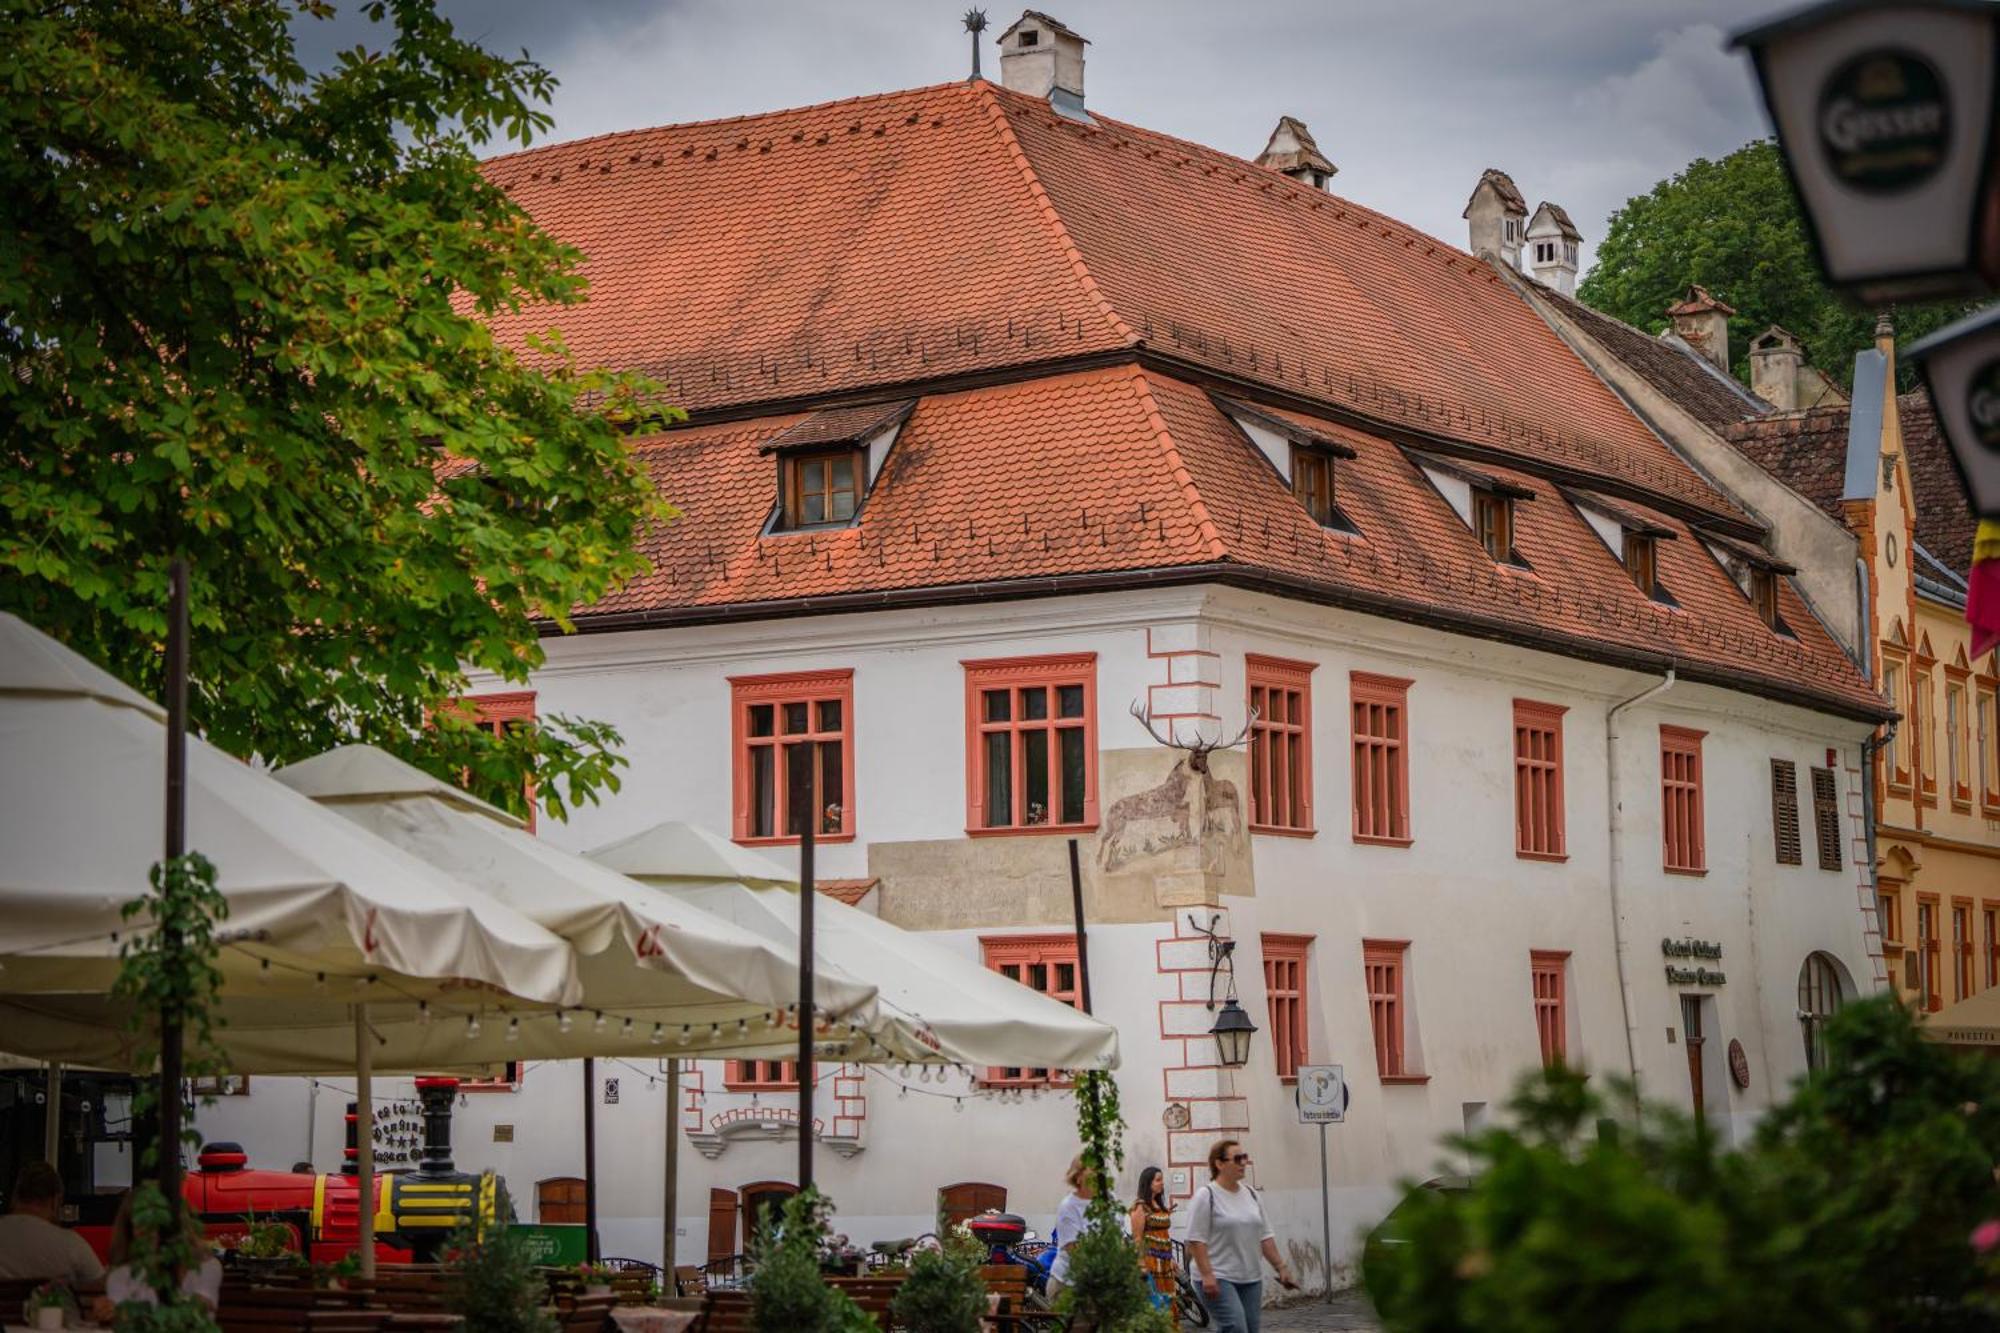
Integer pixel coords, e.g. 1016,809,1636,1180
106,1256,223,1309
0,1213,105,1284
1048,1191,1128,1285
1186,1182,1274,1284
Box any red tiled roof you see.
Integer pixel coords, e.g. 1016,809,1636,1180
817,878,878,906
1723,405,1852,520
1900,394,1979,578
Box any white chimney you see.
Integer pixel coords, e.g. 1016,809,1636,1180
998,11,1089,121
1748,326,1804,409
1666,284,1736,372
1463,168,1527,269
1524,201,1581,296
1255,116,1337,192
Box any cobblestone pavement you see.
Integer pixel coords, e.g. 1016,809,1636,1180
1254,1290,1383,1331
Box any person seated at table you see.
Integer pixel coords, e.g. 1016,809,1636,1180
0,1160,106,1287
1047,1154,1126,1299
95,1190,222,1314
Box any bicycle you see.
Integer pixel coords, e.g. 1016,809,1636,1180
1169,1240,1211,1328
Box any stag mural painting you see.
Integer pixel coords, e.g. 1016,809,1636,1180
1099,704,1253,880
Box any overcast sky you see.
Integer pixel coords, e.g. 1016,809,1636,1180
296,0,1801,278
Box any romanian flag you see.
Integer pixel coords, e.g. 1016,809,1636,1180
1973,519,2000,659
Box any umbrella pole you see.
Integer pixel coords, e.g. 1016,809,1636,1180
584,1056,599,1263
160,557,189,1225
662,1059,679,1275
796,740,816,1196
1068,839,1093,1014
355,1004,375,1280
43,1062,62,1167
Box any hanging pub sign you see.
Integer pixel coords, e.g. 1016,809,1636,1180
1662,937,1727,986
1733,0,2000,304
1905,305,2000,518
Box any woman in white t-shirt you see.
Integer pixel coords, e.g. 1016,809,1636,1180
1046,1154,1127,1296
1185,1138,1297,1333
96,1191,223,1315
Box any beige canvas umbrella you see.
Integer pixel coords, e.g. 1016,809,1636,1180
1919,987,2000,1047
590,821,1121,1073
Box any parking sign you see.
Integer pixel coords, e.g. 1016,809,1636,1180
1295,1064,1347,1124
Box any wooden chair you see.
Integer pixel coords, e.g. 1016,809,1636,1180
693,1288,756,1332
673,1264,705,1297
557,1293,618,1331
975,1264,1068,1332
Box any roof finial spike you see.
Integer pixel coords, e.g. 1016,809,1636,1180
963,9,988,81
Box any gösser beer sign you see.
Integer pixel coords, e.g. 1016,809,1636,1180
1734,0,2000,304
1907,304,2000,519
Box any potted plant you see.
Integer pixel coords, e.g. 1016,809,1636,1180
311,1252,361,1291
749,1190,874,1333
572,1262,615,1297
889,1247,985,1333
228,1210,302,1277
24,1283,75,1332
444,1208,556,1333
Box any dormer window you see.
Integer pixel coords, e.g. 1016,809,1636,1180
786,449,860,528
1018,28,1038,45
1472,490,1514,562
1700,528,1794,635
1214,394,1359,536
1622,531,1658,595
1750,567,1779,628
760,399,915,535
1567,488,1675,603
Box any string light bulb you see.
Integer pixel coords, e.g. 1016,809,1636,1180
651,1023,665,1046
557,1010,573,1034
621,1018,634,1038
416,1002,432,1026
466,1014,482,1039
313,972,327,994
257,959,271,985
505,1017,521,1043
736,1018,749,1037
592,1011,607,1033
677,1025,691,1047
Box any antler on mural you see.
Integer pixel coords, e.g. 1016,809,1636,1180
1128,700,1258,757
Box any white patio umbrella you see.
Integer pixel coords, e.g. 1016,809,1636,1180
589,822,1121,1073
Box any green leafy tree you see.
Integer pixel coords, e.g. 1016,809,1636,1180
1364,998,2000,1332
748,1189,875,1333
444,1196,557,1333
1578,140,1970,387
0,0,677,817
1061,1070,1175,1333
888,1246,987,1333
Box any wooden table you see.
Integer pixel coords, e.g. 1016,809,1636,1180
607,1309,699,1333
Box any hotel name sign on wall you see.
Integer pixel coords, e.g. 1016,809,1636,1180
1662,937,1726,987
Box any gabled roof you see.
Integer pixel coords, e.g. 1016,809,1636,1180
1722,404,1852,518
1463,168,1525,218
1255,116,1335,178
1666,284,1735,318
1900,393,1979,578
759,400,914,454
1527,201,1580,240
999,10,1088,42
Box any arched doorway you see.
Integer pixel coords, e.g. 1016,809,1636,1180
738,1180,799,1252
536,1176,585,1225
1797,952,1850,1073
937,1181,1008,1229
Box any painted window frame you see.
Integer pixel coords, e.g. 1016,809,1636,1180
1660,725,1707,875
1363,939,1423,1082
1513,700,1567,861
1471,489,1517,565
728,669,856,845
1883,654,1911,794
1351,672,1414,846
1622,531,1660,598
724,1059,798,1092
1809,766,1843,872
1770,759,1802,866
1916,894,1943,1013
1978,677,2000,813
1985,900,2000,990
461,1061,524,1093
1945,669,1972,810
1953,898,1975,1003
454,690,538,833
778,447,864,530
979,934,1083,1085
1248,654,1316,835
1530,950,1568,1068
962,654,1099,835
1261,933,1313,1083
1914,658,1938,807
1290,446,1355,533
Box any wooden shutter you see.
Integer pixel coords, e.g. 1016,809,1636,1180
1810,767,1842,870
707,1188,740,1263
1770,760,1801,865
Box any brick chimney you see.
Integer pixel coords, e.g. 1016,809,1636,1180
1665,284,1735,371
1748,326,1804,410
1255,116,1336,192
1524,201,1581,296
998,11,1089,121
1463,169,1527,269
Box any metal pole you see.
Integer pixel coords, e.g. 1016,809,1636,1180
42,1063,62,1168
160,557,189,1225
355,1004,376,1280
1319,1124,1333,1304
796,740,817,1195
585,1057,600,1263
663,1059,681,1275
1067,839,1092,1014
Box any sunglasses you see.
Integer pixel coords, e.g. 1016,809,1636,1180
1226,1153,1253,1165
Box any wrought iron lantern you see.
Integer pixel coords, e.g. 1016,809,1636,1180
1906,305,2000,517
1733,0,2000,303
1209,998,1258,1070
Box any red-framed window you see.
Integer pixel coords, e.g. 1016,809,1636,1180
1363,939,1415,1080
963,655,1098,833
1351,672,1413,845
462,1062,523,1093
1978,681,2000,812
1915,664,1937,805
1248,655,1315,833
1530,950,1568,1068
729,669,854,844
724,1060,798,1092
1513,700,1566,860
1985,902,2000,989
980,934,1081,1084
1953,900,1975,1002
454,691,538,832
1660,725,1707,874
1883,655,1911,793
1916,896,1942,1012
1261,934,1312,1082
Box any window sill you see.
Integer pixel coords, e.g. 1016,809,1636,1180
1664,865,1709,877
1378,1074,1430,1085
1352,833,1414,848
723,1085,800,1095
967,824,1099,838
1251,824,1317,839
1278,1075,1299,1086
735,832,857,847
1515,849,1568,863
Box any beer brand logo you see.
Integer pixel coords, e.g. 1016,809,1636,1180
1967,359,2000,453
1816,49,1950,194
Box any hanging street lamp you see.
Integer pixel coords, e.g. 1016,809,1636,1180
1209,998,1258,1070
1733,0,2000,304
1906,306,2000,517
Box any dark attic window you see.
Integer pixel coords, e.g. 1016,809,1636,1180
1290,446,1357,534
1751,567,1781,629
760,399,915,535
1018,29,1039,45
783,449,862,529
1623,531,1659,597
1472,489,1515,563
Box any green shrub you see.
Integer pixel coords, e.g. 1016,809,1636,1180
1364,997,2000,1332
890,1247,987,1333
444,1205,556,1333
748,1189,873,1333
1056,1221,1174,1333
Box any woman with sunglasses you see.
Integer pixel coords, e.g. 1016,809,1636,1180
1186,1138,1296,1332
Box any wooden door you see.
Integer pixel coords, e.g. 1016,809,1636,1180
537,1176,586,1225
738,1181,798,1251
707,1188,740,1263
1680,996,1705,1123
937,1182,1008,1229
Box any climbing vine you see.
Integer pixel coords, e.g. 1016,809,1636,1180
110,852,229,1332
1073,1069,1126,1227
